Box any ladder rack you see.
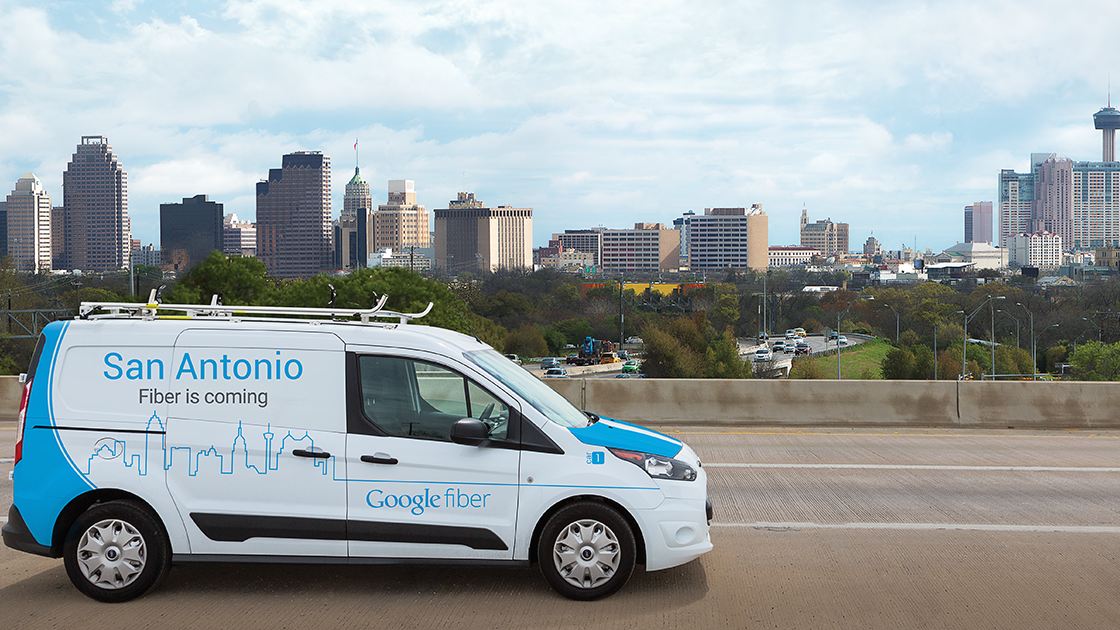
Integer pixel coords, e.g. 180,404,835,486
78,292,433,326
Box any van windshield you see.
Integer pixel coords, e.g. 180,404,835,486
465,349,589,429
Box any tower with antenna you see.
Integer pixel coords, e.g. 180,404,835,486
1093,90,1120,162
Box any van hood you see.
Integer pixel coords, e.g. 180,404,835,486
567,416,683,458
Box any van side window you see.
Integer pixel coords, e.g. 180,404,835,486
358,356,509,441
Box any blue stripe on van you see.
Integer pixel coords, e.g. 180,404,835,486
568,417,683,458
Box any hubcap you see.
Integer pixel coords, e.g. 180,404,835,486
552,519,621,589
76,518,147,590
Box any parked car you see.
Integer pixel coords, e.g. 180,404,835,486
753,348,773,362
540,357,560,370
504,353,522,365
622,360,640,374
543,367,569,378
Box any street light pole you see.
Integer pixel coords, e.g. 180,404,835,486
997,310,1020,350
883,303,900,344
1017,302,1037,379
962,295,1005,379
1033,323,1059,379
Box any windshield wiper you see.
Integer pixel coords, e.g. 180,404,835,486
584,411,600,425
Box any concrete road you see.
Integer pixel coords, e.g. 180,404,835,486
5,423,1120,629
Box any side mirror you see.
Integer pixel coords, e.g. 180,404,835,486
450,418,488,446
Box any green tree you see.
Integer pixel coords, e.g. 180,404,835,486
165,251,274,305
1070,341,1120,380
504,324,548,358
910,344,934,380
880,346,915,379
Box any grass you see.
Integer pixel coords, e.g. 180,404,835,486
798,338,893,379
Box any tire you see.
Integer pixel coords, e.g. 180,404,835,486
537,502,636,600
62,500,171,603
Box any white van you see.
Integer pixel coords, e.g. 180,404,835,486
3,296,712,602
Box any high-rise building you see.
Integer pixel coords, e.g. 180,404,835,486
863,235,881,258
599,223,680,273
434,192,532,272
1009,232,1061,269
160,194,223,271
62,136,130,271
255,151,332,278
222,213,256,257
554,229,604,267
342,167,372,268
680,205,767,271
799,211,849,258
50,206,64,269
374,180,429,257
5,173,52,272
964,202,994,245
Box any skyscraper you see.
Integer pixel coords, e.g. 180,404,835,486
341,167,372,268
800,212,849,258
160,194,223,271
374,180,430,255
62,136,130,271
256,151,332,278
680,205,767,271
5,173,52,272
964,202,993,244
434,192,532,272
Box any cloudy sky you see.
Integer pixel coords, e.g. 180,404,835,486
1,0,1117,254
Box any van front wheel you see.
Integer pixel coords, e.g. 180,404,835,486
537,502,636,600
63,500,170,603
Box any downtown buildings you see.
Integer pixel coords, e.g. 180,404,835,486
5,173,53,272
256,151,332,279
61,136,131,271
435,192,532,273
160,195,223,271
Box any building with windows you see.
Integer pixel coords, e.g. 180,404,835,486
941,242,1007,270
434,192,532,272
679,205,767,271
374,180,429,258
5,173,52,272
553,229,604,267
768,246,820,268
222,213,256,257
599,223,680,273
340,167,372,268
160,194,223,271
799,209,849,258
62,136,131,271
256,151,332,278
131,243,161,267
1008,232,1061,269
964,201,994,244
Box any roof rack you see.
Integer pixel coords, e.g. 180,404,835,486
78,291,433,326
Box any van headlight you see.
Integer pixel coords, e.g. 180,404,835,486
609,448,697,481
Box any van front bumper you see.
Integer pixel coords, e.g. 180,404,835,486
2,505,55,557
634,495,713,571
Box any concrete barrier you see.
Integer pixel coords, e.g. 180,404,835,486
545,378,1120,429
0,375,21,421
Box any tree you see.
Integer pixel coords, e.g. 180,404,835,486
910,345,934,380
1070,341,1120,380
504,324,548,358
165,251,274,305
880,346,915,379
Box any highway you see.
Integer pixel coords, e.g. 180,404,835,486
4,422,1120,628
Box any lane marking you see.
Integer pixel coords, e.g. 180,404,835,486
0,457,12,463
706,463,1120,472
715,522,1120,534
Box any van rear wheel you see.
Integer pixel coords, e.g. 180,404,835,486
63,500,170,603
537,502,635,600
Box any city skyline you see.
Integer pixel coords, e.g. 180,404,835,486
0,1,1117,253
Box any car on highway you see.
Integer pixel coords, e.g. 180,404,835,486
543,367,569,378
540,357,560,370
565,353,580,364
753,347,773,362
625,336,644,344
599,352,621,364
837,335,848,346
3,294,712,603
783,343,796,354
785,329,798,340
794,328,806,337
794,342,811,356
828,331,839,341
504,353,522,365
622,360,640,374
772,340,785,353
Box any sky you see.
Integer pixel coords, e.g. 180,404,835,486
1,0,1118,254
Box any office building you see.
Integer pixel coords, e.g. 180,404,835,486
554,229,604,267
373,180,429,257
256,151,332,278
131,243,161,267
964,202,994,244
62,136,131,270
160,194,223,271
5,173,52,271
768,246,820,268
222,213,256,257
341,167,372,268
680,206,768,271
799,209,849,258
863,236,881,258
434,192,532,272
600,223,680,273
1008,232,1061,269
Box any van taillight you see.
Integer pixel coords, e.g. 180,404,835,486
13,377,31,465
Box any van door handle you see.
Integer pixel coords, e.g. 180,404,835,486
293,449,331,459
361,454,399,465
